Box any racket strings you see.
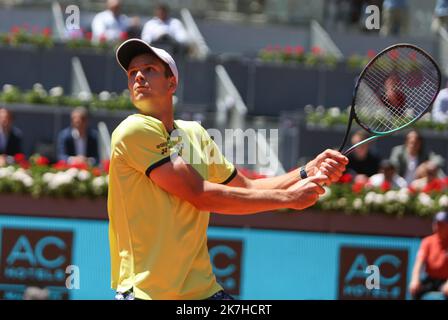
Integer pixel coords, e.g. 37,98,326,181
354,47,439,134
359,62,434,128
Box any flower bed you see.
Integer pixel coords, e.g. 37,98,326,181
304,105,448,132
258,46,378,70
315,173,448,218
1,83,134,111
2,155,445,219
0,25,127,52
0,154,108,199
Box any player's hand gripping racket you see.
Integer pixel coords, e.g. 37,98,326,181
338,43,441,155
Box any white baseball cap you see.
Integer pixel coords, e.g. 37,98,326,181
115,38,179,84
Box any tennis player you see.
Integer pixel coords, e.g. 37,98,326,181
108,38,348,300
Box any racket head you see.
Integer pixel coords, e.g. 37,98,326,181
351,43,441,136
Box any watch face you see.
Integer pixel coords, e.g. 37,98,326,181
300,167,307,179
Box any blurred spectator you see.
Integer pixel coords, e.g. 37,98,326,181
432,0,448,33
326,0,351,31
410,161,445,192
432,82,448,123
0,107,23,166
368,159,407,189
57,107,99,166
91,0,129,43
127,16,142,39
409,211,448,300
345,130,380,177
390,130,444,185
141,4,189,53
380,0,409,36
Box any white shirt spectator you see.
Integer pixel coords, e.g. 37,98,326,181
369,173,408,189
141,17,188,45
91,9,128,43
404,155,418,184
432,88,448,123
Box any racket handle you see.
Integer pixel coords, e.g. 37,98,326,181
342,145,356,156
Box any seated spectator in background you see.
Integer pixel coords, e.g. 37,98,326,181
410,161,445,193
432,81,448,123
0,107,23,166
57,107,99,166
409,211,448,300
91,0,128,43
141,4,189,53
390,129,444,185
432,0,448,33
368,159,407,189
380,0,409,36
345,130,380,178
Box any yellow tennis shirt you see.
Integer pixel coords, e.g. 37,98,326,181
107,113,236,300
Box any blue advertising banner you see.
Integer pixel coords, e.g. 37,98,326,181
0,215,423,300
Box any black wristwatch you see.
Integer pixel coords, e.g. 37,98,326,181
299,166,308,179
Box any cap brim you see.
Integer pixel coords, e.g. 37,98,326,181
116,39,156,72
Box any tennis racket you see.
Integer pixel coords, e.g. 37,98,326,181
338,43,441,155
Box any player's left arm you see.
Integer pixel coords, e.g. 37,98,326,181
227,149,348,190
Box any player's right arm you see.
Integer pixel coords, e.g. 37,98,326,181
149,154,328,215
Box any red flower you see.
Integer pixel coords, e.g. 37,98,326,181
53,160,68,170
70,162,89,170
102,159,110,174
423,179,444,193
311,46,322,55
42,27,52,37
409,51,417,61
367,50,376,59
14,153,26,163
99,34,107,43
22,23,30,31
284,45,293,54
10,26,20,34
380,180,391,192
35,156,49,166
92,167,102,177
85,32,93,41
119,31,128,41
388,49,399,60
338,173,353,184
295,46,304,55
352,181,365,193
19,160,30,170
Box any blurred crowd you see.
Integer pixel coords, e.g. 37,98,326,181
67,0,190,54
0,106,99,168
345,128,446,193
327,0,448,35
